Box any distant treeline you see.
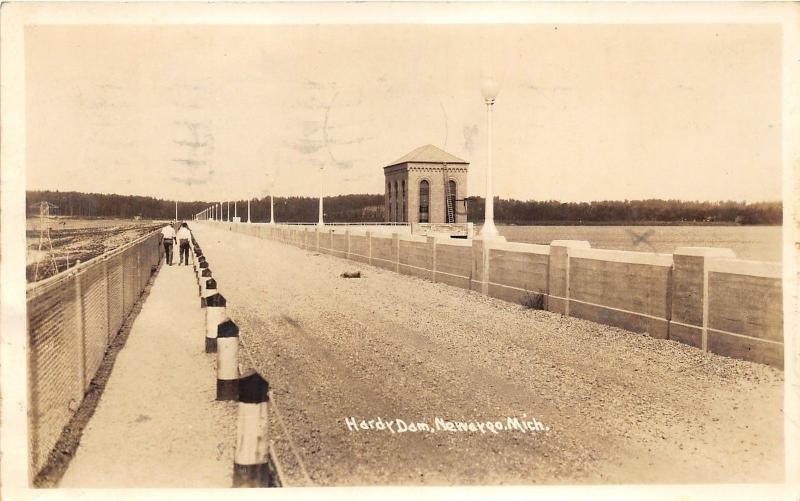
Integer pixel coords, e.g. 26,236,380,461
26,190,385,223
27,190,781,225
466,198,782,225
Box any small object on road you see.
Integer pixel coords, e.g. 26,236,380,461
340,271,361,279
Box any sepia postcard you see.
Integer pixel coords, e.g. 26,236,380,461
1,2,799,500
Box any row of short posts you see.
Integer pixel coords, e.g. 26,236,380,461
191,238,274,487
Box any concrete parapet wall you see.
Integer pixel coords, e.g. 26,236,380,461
399,239,434,281
370,235,396,271
331,232,348,257
487,244,549,304
208,222,784,368
349,234,370,264
547,241,591,315
705,259,783,367
567,248,673,339
435,240,473,290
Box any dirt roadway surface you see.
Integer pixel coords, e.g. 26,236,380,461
192,224,784,486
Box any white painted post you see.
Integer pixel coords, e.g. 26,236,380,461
205,293,227,353
201,277,217,308
216,319,239,400
269,195,275,225
233,366,270,487
199,267,212,297
247,200,251,223
479,77,499,239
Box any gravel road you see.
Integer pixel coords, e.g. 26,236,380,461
192,224,783,486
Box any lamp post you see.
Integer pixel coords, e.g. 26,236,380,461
269,194,275,225
317,165,324,228
478,76,501,239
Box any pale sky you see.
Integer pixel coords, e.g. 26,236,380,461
25,23,782,202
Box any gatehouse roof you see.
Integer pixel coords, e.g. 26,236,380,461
384,144,468,169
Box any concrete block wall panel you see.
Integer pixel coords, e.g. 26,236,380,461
398,239,434,280
348,234,370,264
331,232,348,258
470,239,487,292
487,242,550,305
706,260,783,367
568,248,673,339
314,230,328,254
435,241,472,290
547,241,591,315
370,235,396,271
670,248,736,349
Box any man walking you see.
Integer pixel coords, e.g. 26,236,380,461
176,222,192,266
160,221,176,265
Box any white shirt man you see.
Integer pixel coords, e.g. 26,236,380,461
160,223,176,265
176,226,191,242
176,224,192,265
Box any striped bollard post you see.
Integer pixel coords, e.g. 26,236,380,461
233,365,270,487
217,319,239,400
197,260,208,292
205,293,227,353
201,278,217,307
193,248,203,272
199,268,212,296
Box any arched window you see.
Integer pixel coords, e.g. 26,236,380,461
401,180,406,222
419,180,430,223
394,181,399,223
447,180,457,223
387,181,393,221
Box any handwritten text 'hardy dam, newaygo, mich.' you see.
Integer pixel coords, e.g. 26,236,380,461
344,416,549,435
